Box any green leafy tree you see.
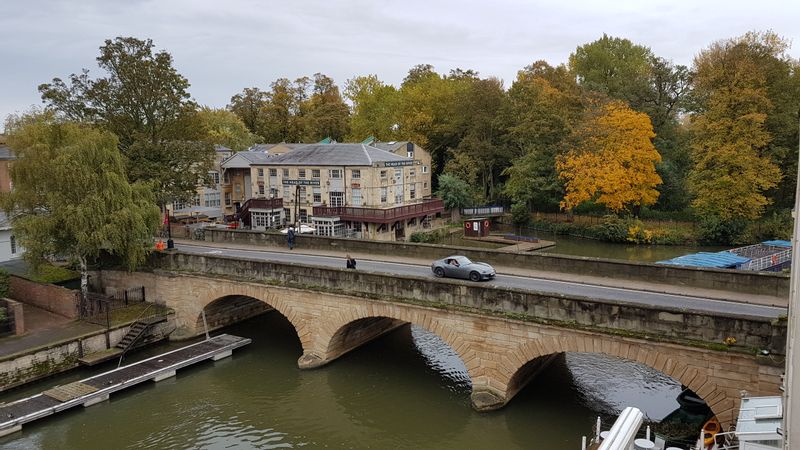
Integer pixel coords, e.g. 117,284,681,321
301,73,351,142
197,107,260,150
435,173,472,210
689,32,784,227
229,87,269,136
1,114,160,301
500,62,583,211
344,75,400,141
38,37,214,205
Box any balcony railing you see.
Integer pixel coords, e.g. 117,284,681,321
313,199,444,224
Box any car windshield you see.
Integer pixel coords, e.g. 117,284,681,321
454,256,472,266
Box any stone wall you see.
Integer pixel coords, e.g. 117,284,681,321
152,251,787,354
199,228,789,298
9,275,80,319
0,319,174,391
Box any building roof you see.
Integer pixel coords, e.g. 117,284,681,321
372,141,410,152
0,144,16,160
214,145,233,153
656,251,751,269
220,150,272,169
249,143,309,153
263,143,410,166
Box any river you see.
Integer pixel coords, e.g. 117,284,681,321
0,311,695,450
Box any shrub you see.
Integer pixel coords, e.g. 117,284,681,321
511,202,531,226
697,216,747,245
0,269,8,299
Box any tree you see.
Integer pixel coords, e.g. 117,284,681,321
500,62,583,211
569,35,653,110
689,32,785,223
1,114,160,302
38,37,214,205
229,87,269,136
197,107,260,150
344,75,400,141
435,173,473,210
301,73,350,141
557,101,662,213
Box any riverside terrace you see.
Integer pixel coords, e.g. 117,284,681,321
91,247,789,429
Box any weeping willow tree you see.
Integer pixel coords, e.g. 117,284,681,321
1,113,160,301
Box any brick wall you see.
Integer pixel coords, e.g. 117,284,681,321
9,276,79,319
0,298,24,336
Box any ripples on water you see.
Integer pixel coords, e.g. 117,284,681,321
1,313,684,449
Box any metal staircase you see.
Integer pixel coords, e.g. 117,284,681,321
115,316,166,352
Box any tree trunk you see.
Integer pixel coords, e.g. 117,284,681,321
79,255,89,306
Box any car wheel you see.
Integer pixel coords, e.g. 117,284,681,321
434,267,445,278
469,271,481,282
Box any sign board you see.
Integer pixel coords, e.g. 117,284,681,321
282,179,320,186
384,160,414,167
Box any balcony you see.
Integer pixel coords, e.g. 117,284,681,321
313,199,444,224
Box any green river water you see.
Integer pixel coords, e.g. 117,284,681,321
0,312,689,450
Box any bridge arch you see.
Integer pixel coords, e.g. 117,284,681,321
193,286,309,351
304,303,480,384
498,335,736,426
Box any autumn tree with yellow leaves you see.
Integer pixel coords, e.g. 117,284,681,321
557,100,662,213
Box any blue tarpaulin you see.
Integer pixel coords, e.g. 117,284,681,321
656,251,751,269
762,240,791,248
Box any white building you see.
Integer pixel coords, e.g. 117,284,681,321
0,212,22,262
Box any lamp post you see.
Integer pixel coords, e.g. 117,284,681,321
784,119,800,449
167,206,174,249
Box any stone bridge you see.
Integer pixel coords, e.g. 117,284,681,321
92,251,786,428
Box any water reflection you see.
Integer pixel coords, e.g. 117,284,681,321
1,313,686,450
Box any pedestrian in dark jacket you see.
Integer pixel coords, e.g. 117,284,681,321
346,254,357,269
287,227,296,250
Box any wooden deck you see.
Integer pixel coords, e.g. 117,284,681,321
463,235,555,252
0,334,251,438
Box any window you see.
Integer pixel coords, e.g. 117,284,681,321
329,169,342,179
380,170,387,180
298,186,306,202
283,186,291,200
223,171,230,184
422,165,428,173
258,168,264,177
329,192,344,207
351,169,361,179
284,208,291,222
204,192,221,207
270,187,278,198
283,168,289,177
234,184,241,194
395,187,402,204
258,184,265,195
269,168,277,177
410,185,416,200
10,236,16,254
407,151,413,158
352,188,362,207
380,187,387,203
299,209,308,223
193,194,201,206
299,169,306,178
209,171,220,185
224,192,232,206
312,169,321,178
409,168,415,177
313,187,321,203
424,182,428,189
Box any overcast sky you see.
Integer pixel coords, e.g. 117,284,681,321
2,0,799,131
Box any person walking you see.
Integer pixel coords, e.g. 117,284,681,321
346,254,357,269
287,226,296,250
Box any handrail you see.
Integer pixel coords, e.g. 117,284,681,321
116,303,156,368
